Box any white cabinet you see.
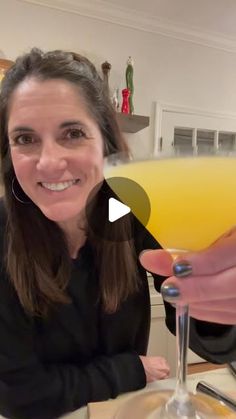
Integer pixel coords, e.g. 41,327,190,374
147,275,176,376
147,275,205,376
154,104,236,155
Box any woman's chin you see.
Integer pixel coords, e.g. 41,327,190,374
38,203,82,224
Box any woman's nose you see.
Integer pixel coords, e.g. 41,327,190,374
36,142,67,173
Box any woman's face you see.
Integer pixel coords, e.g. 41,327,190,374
7,77,105,225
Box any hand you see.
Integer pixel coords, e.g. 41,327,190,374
139,355,170,382
140,227,236,324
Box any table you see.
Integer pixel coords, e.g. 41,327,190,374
62,367,236,418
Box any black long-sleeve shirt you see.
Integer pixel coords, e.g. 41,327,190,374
0,200,235,419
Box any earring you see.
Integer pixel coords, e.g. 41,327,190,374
12,177,31,204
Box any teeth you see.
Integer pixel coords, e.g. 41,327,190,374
41,180,78,191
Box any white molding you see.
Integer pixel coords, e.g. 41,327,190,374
156,102,236,120
20,0,236,54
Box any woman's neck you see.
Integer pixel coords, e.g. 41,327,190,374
57,217,87,259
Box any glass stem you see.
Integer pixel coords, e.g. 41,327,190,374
174,303,190,402
163,303,197,417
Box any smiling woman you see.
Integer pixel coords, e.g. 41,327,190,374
0,48,234,419
0,48,132,314
8,77,105,224
0,48,172,418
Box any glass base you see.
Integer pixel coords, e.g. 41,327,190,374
114,390,235,419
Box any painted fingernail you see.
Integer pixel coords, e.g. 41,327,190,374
161,283,181,302
173,260,192,278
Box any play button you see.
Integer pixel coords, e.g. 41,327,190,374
86,177,151,242
108,198,130,222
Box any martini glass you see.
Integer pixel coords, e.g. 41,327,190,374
104,151,236,418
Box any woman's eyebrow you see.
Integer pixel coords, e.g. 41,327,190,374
9,121,89,136
59,120,87,128
9,121,86,135
9,126,34,135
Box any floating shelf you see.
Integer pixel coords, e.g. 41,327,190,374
117,112,150,133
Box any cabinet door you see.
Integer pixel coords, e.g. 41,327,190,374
148,277,176,376
148,276,205,372
157,108,236,154
148,303,176,377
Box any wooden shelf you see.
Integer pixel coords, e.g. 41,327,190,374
116,112,149,133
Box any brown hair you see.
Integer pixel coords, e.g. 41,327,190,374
0,48,139,316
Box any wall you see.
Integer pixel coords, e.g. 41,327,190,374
1,0,236,157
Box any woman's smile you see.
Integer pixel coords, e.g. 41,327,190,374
8,78,105,224
39,179,80,192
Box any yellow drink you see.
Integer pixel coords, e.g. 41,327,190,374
106,157,236,250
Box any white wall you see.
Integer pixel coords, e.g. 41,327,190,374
1,0,236,156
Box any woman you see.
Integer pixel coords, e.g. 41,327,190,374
0,48,234,419
0,48,169,419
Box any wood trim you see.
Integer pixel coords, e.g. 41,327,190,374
188,362,226,375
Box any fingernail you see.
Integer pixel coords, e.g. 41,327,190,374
173,260,192,278
161,283,181,302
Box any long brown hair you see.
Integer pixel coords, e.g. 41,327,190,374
0,48,140,316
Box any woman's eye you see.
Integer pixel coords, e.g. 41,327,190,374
65,128,86,140
14,134,35,145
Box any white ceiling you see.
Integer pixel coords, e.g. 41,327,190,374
20,0,236,52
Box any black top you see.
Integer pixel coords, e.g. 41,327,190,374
0,200,235,419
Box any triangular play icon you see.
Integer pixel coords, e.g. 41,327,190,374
108,198,131,222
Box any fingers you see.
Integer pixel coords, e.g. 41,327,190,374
189,307,236,325
139,355,170,382
190,298,236,313
188,298,236,324
139,227,236,325
189,298,236,325
139,249,173,276
179,230,236,276
140,226,236,278
163,266,236,303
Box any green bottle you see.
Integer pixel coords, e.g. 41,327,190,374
126,56,134,114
